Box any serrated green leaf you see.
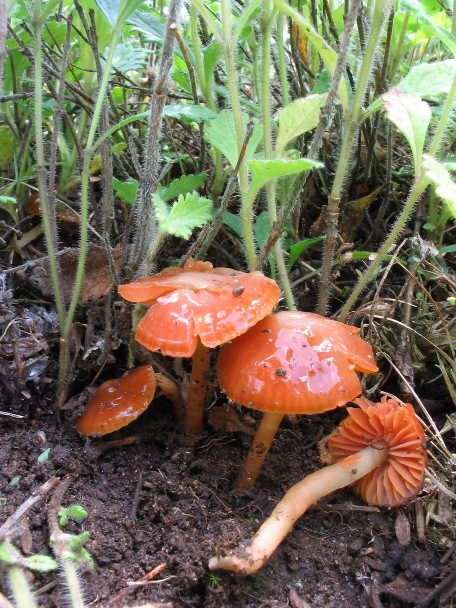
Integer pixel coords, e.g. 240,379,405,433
275,95,327,156
113,178,139,205
154,192,214,239
247,158,321,197
163,104,217,123
204,110,263,169
161,173,207,203
25,554,59,573
128,10,166,43
382,88,431,174
398,59,456,102
422,155,456,220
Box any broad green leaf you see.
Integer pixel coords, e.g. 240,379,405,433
95,0,145,30
204,111,263,169
128,10,165,43
203,42,223,90
25,555,59,573
160,173,207,203
163,104,217,123
113,178,138,205
223,211,243,236
0,196,17,221
382,88,430,174
253,211,271,250
153,192,214,239
288,237,325,270
275,94,327,156
422,155,456,220
398,59,456,101
248,158,321,198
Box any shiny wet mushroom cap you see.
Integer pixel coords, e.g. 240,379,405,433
216,310,379,488
118,259,281,435
77,365,156,437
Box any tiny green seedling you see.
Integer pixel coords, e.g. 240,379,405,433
58,505,88,527
208,572,222,588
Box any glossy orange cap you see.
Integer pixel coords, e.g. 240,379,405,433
216,311,378,415
77,365,156,437
121,260,281,358
328,395,428,506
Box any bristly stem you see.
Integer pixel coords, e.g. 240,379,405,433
317,0,393,315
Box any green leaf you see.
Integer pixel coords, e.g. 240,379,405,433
223,211,243,236
287,237,325,270
37,448,50,463
400,0,456,55
398,59,456,102
275,95,327,156
253,211,271,250
25,554,59,573
128,10,165,43
422,155,456,220
59,505,88,527
247,158,321,198
153,192,214,239
382,88,431,174
0,195,17,221
113,177,139,205
95,0,145,30
9,475,21,487
163,103,217,123
203,42,223,89
204,110,263,169
160,173,207,203
0,542,15,564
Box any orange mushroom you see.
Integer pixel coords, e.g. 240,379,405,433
208,395,428,575
77,365,184,437
118,259,280,435
216,311,379,488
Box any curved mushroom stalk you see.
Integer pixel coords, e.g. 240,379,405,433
209,446,386,575
209,396,427,575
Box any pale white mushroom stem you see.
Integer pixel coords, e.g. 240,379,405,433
209,445,387,575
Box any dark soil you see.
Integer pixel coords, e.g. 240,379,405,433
0,369,453,608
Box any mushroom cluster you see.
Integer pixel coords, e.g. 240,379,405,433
118,259,281,435
208,395,428,575
217,311,379,488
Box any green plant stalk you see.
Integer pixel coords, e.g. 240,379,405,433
60,110,88,192
338,69,456,320
389,9,410,84
259,3,295,307
220,0,249,210
317,0,393,315
276,12,289,106
60,555,85,608
189,0,224,44
32,0,66,331
6,565,37,608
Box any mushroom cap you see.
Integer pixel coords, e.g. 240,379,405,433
120,260,281,358
327,395,428,506
216,311,378,415
76,365,156,437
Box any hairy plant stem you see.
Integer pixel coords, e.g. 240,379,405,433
6,564,37,608
338,69,456,321
317,0,393,315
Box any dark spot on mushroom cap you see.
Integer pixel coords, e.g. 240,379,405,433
275,368,286,377
232,286,245,297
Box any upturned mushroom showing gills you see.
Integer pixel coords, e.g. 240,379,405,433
208,395,428,575
118,259,280,435
77,365,184,437
216,311,379,488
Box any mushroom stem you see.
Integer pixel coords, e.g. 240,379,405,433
185,338,211,435
155,373,185,423
237,412,284,489
209,445,387,575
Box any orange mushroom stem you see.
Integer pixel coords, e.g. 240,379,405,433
217,311,379,488
208,395,427,575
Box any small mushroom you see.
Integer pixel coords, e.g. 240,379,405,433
76,365,184,437
118,259,280,435
217,310,379,488
208,395,428,575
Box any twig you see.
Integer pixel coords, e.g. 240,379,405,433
0,477,59,541
106,563,168,606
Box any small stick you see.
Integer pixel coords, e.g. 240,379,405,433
106,563,168,606
0,476,59,541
